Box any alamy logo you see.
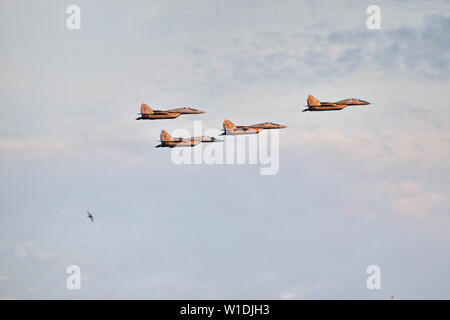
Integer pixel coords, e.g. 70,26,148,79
168,121,280,175
66,265,81,290
366,5,381,30
66,5,81,30
366,265,381,290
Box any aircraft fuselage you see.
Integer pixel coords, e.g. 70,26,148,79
248,123,287,129
158,140,200,148
307,104,347,111
335,99,370,106
223,127,263,135
137,112,182,120
167,108,205,114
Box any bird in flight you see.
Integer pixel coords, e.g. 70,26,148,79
86,211,94,222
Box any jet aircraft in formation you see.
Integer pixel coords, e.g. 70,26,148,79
136,95,370,146
136,103,205,120
222,119,287,135
155,130,221,148
302,95,370,112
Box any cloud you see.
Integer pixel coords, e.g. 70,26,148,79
381,180,448,220
280,292,295,300
38,253,54,260
183,14,450,91
283,126,450,167
393,193,446,219
0,138,66,156
381,181,421,194
13,241,33,258
0,275,11,282
14,250,28,258
325,15,450,80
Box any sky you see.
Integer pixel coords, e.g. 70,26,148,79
0,0,450,299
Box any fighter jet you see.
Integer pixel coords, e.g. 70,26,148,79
136,103,205,120
155,130,221,148
221,119,286,135
302,95,370,112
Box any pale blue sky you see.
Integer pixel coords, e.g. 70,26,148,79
0,0,449,299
